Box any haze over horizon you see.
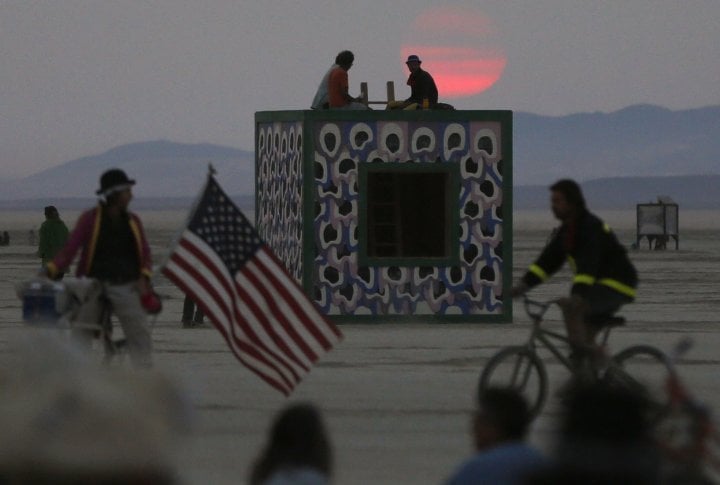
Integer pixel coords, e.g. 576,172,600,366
2,2,719,179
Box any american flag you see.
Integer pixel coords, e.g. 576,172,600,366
162,175,342,395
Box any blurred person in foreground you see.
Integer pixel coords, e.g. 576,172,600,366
511,179,638,369
445,387,547,485
249,403,332,485
44,168,161,367
527,380,660,484
37,205,69,271
0,334,190,484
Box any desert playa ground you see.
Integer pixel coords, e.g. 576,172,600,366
1,208,719,484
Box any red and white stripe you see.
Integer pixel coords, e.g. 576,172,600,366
163,230,342,395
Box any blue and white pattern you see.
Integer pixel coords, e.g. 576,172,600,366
257,116,507,317
256,121,304,280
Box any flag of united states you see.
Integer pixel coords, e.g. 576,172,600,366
162,175,342,395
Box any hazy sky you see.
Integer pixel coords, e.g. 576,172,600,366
1,1,718,178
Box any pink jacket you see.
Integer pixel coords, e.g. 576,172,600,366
47,205,152,279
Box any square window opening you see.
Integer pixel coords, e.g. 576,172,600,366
366,171,451,259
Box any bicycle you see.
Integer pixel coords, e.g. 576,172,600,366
19,277,148,365
77,280,128,365
478,295,674,418
656,338,720,484
68,278,162,366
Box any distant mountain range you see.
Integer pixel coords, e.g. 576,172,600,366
514,104,720,185
0,140,255,201
0,104,718,209
515,175,720,210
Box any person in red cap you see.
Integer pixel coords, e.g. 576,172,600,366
45,168,160,367
387,54,439,110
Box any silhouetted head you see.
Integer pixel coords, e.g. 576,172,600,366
550,179,586,221
96,169,135,196
249,403,332,485
474,387,532,450
44,206,59,219
534,380,660,484
560,380,651,444
335,50,354,70
96,168,135,209
406,54,422,72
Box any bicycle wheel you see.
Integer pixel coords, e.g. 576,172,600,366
606,345,673,420
479,346,548,418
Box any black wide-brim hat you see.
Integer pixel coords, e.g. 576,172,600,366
96,168,136,195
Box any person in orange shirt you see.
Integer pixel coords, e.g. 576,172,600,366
327,50,369,110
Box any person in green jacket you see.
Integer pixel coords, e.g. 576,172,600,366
38,206,69,269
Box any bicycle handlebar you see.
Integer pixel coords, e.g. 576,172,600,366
522,295,557,321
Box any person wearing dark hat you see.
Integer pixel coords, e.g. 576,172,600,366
37,205,69,272
45,168,160,367
387,54,439,110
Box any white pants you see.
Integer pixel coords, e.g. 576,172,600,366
73,281,153,368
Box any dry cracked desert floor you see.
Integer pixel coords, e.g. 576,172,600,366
1,208,719,484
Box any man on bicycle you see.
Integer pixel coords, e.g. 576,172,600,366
45,169,160,367
512,179,638,366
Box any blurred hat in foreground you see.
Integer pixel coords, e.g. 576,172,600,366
0,335,191,483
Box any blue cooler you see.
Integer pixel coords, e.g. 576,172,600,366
20,280,65,325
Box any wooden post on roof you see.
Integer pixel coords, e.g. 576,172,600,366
359,81,396,106
386,81,395,103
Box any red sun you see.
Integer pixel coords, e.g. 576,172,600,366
401,6,506,98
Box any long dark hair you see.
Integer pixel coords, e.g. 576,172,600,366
249,403,332,485
550,179,587,211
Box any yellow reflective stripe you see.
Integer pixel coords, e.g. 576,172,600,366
599,278,637,298
603,222,611,233
529,264,548,281
567,255,577,273
86,206,103,275
47,261,59,278
574,273,596,285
